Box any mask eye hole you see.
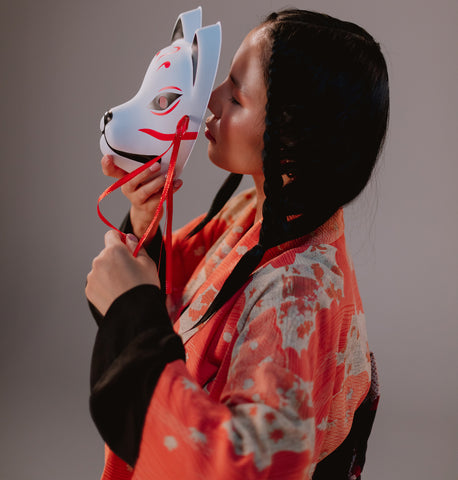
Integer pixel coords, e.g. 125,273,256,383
149,92,182,112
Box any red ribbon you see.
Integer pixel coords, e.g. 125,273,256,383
97,115,197,294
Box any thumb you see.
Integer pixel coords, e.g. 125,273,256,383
101,155,128,180
125,233,140,254
126,234,150,259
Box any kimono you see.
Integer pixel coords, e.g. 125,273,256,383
90,188,377,480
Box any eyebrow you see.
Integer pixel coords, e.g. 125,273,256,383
158,86,182,92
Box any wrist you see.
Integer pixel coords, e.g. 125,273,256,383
130,209,159,240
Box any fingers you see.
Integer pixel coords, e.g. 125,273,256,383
104,231,149,260
101,231,151,267
102,155,183,207
121,163,163,195
104,229,125,247
123,176,167,207
125,233,139,254
173,178,183,192
101,155,128,180
129,177,184,213
125,234,156,264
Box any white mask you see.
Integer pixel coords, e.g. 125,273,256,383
99,6,221,178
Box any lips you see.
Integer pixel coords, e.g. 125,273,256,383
204,117,216,143
204,127,216,142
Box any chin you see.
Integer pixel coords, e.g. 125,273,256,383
208,150,233,173
207,144,261,176
207,144,224,169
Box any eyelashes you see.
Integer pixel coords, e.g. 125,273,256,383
149,92,182,114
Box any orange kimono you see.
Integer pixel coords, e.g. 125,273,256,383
95,188,374,479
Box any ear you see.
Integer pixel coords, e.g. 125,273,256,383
171,6,202,43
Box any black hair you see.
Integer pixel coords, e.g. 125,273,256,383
191,9,390,327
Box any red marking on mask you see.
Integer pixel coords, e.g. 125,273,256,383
139,127,198,141
159,86,182,92
157,61,171,70
157,46,181,61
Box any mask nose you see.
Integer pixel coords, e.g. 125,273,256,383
100,110,113,133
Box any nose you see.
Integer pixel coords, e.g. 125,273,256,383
100,110,113,133
208,84,222,118
104,110,113,126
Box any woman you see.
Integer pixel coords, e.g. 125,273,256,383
86,9,389,479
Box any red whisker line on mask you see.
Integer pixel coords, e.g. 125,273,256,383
139,128,198,141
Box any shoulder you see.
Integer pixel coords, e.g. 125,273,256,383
227,241,351,378
233,238,359,353
230,235,370,385
245,241,346,318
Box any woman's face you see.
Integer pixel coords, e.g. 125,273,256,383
205,27,267,178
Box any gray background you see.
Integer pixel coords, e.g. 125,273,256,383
1,0,457,478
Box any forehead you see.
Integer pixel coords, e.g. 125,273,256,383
154,44,182,62
230,28,267,98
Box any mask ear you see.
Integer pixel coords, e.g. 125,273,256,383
191,35,198,85
171,7,202,43
171,18,184,42
191,22,221,100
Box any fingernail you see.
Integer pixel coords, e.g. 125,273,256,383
149,163,161,172
127,233,138,243
173,179,182,188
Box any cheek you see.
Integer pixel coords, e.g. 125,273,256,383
219,110,239,140
209,107,265,174
253,115,266,151
222,111,261,150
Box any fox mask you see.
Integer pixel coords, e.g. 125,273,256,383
99,7,221,178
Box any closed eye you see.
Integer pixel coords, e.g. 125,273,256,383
149,92,182,113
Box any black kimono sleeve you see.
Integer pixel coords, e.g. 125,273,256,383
89,284,186,468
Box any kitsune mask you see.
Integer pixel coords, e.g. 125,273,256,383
99,7,221,177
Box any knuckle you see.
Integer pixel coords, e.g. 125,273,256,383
121,183,134,195
109,244,125,259
138,188,152,204
92,254,102,269
139,170,152,182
